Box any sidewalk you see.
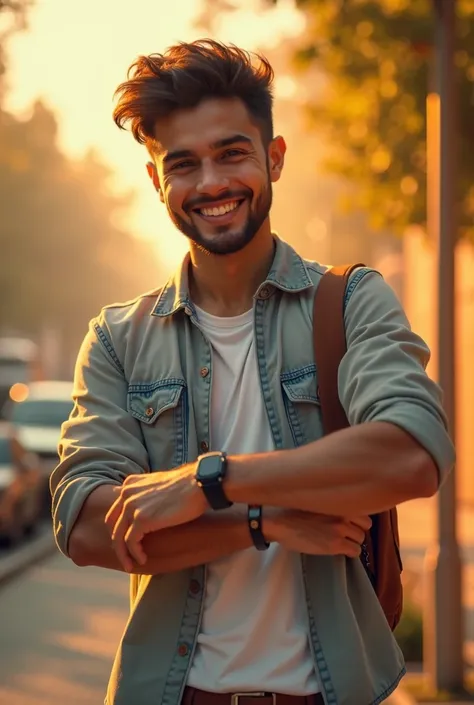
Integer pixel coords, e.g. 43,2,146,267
386,497,474,704
0,524,55,586
387,689,469,705
397,497,474,644
386,687,416,705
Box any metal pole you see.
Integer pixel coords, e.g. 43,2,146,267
423,0,463,693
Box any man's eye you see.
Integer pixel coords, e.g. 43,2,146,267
222,149,246,158
172,161,194,170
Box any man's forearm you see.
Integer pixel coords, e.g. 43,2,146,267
224,422,438,515
68,484,253,575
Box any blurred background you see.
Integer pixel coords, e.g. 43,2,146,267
0,0,473,703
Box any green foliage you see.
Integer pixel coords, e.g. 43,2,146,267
274,0,474,239
0,101,159,374
394,599,423,662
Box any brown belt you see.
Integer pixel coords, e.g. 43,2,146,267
182,686,324,705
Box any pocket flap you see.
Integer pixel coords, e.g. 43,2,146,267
281,366,320,405
127,380,186,424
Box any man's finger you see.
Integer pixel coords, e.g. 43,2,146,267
105,494,123,531
342,540,362,558
125,518,147,566
111,505,134,573
348,515,372,531
346,524,366,546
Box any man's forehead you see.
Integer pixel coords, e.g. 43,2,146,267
154,98,259,153
159,130,255,158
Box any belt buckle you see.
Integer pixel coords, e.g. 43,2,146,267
231,694,276,705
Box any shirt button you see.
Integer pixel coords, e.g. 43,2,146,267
259,285,271,299
178,643,189,657
189,579,201,595
145,407,154,417
200,367,209,378
200,440,209,453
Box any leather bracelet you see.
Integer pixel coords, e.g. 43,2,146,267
248,505,269,551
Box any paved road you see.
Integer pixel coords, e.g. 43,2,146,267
0,497,471,705
0,552,129,704
397,497,474,653
0,549,411,705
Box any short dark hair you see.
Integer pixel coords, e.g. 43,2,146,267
113,39,275,154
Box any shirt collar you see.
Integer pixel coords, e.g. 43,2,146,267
151,234,313,318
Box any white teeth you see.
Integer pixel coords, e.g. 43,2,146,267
200,200,239,217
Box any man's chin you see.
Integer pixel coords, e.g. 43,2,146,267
190,227,256,256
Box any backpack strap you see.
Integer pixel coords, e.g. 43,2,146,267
313,263,404,630
313,264,365,434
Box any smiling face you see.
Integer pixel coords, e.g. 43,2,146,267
147,98,286,256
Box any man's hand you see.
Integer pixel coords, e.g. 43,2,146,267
104,465,207,572
265,510,372,557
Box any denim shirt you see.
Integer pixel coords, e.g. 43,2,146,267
51,236,455,705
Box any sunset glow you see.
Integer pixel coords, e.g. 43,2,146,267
4,0,304,272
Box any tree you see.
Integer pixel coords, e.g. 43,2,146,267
0,100,160,375
0,1,162,376
0,1,32,88
198,0,474,240
273,0,474,240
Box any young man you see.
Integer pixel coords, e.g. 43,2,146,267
51,40,454,705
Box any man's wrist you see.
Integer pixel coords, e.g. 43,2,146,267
194,451,232,511
248,505,270,550
222,451,292,507
261,507,284,543
180,462,208,516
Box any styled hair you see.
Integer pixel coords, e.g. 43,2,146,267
113,39,275,154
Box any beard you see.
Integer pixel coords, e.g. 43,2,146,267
167,180,273,256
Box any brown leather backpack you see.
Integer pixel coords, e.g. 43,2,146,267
313,264,403,631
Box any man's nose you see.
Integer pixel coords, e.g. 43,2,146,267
196,160,230,195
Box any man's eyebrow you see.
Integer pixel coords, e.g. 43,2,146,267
211,134,253,150
162,134,253,165
162,149,194,165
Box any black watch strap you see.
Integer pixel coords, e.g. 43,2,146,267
195,451,233,511
248,505,269,551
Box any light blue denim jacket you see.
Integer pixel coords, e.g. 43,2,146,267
51,236,455,705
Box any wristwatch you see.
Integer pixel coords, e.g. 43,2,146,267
195,451,233,511
248,505,270,551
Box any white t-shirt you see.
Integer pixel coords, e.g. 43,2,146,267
186,305,319,695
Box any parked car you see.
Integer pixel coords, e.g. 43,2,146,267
0,422,43,547
4,381,74,515
0,337,43,419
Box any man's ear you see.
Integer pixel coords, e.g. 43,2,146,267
268,136,286,184
146,161,164,202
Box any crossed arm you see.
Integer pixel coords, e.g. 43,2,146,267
53,273,454,576
69,421,437,574
69,484,254,574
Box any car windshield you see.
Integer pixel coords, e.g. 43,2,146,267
0,437,11,464
0,359,29,386
11,399,73,428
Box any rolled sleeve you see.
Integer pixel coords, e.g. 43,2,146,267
50,315,149,557
338,270,455,484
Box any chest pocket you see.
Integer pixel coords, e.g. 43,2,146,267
127,379,188,470
281,365,323,447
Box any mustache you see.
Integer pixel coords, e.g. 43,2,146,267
184,190,251,212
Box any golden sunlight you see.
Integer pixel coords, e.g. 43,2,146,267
4,0,304,272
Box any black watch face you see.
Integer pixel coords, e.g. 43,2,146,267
198,455,222,480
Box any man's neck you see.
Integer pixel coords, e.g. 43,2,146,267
189,228,275,317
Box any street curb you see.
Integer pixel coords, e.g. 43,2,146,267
0,528,56,586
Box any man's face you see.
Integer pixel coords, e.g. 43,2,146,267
147,98,286,256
